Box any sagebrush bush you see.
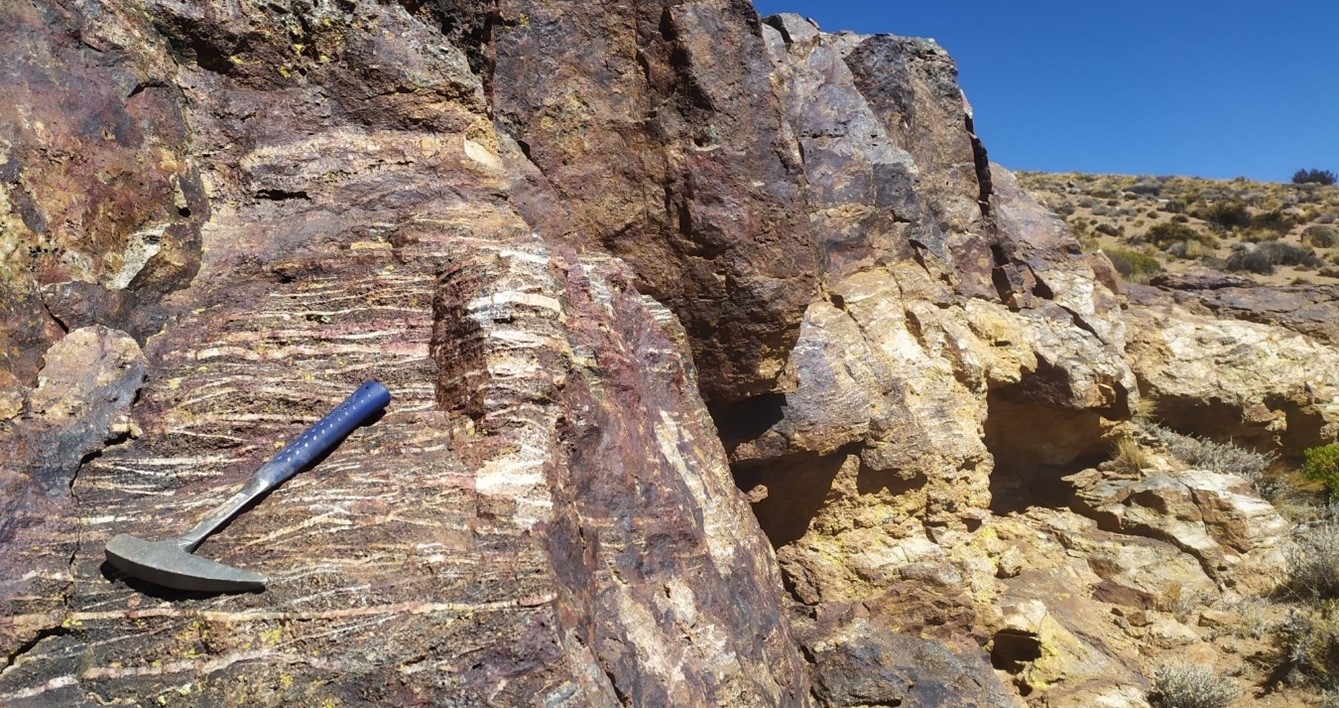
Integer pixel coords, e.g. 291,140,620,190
1226,248,1276,274
1193,201,1251,230
1306,444,1339,499
1226,242,1322,274
1104,247,1162,283
1147,221,1214,248
1289,522,1339,598
1149,425,1276,494
1305,224,1339,248
1250,209,1302,235
1148,664,1240,708
1278,600,1339,688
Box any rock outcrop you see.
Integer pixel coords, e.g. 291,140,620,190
1069,467,1290,591
1126,283,1339,455
0,1,1321,706
1,2,807,704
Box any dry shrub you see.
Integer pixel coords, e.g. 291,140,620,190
1290,521,1339,599
1278,600,1339,689
1147,425,1274,487
1148,664,1240,708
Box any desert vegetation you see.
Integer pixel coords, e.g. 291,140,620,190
1294,169,1338,186
1110,419,1339,706
1148,664,1240,708
1018,172,1339,286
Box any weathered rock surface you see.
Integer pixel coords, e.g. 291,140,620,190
0,1,206,390
438,0,820,404
0,1,1316,707
0,325,145,658
1,2,806,705
1069,468,1290,591
804,616,1012,707
1124,297,1339,455
1136,272,1339,345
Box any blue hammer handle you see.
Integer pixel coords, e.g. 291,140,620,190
175,381,391,550
256,381,392,486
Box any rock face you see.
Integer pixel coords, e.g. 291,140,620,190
1070,467,1290,591
1125,289,1339,455
443,0,820,404
1,2,805,705
1139,272,1339,346
0,1,1316,707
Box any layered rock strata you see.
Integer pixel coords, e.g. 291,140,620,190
1,2,805,704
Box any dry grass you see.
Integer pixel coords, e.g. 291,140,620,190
1111,433,1151,475
1018,172,1339,287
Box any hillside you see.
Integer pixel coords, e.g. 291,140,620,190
1018,172,1339,286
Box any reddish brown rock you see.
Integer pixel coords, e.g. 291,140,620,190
0,2,806,705
802,616,1013,708
443,0,820,404
0,1,206,384
0,326,145,659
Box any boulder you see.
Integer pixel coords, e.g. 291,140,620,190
804,616,1015,707
1069,468,1290,591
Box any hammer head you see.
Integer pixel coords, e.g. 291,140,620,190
105,534,267,592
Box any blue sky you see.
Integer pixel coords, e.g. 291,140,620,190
753,1,1339,182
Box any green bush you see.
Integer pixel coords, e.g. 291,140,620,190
1104,247,1163,283
1193,201,1252,230
1306,444,1339,498
1227,242,1323,274
1294,168,1338,186
1148,664,1240,708
1095,223,1122,237
1147,222,1215,248
1305,224,1339,248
